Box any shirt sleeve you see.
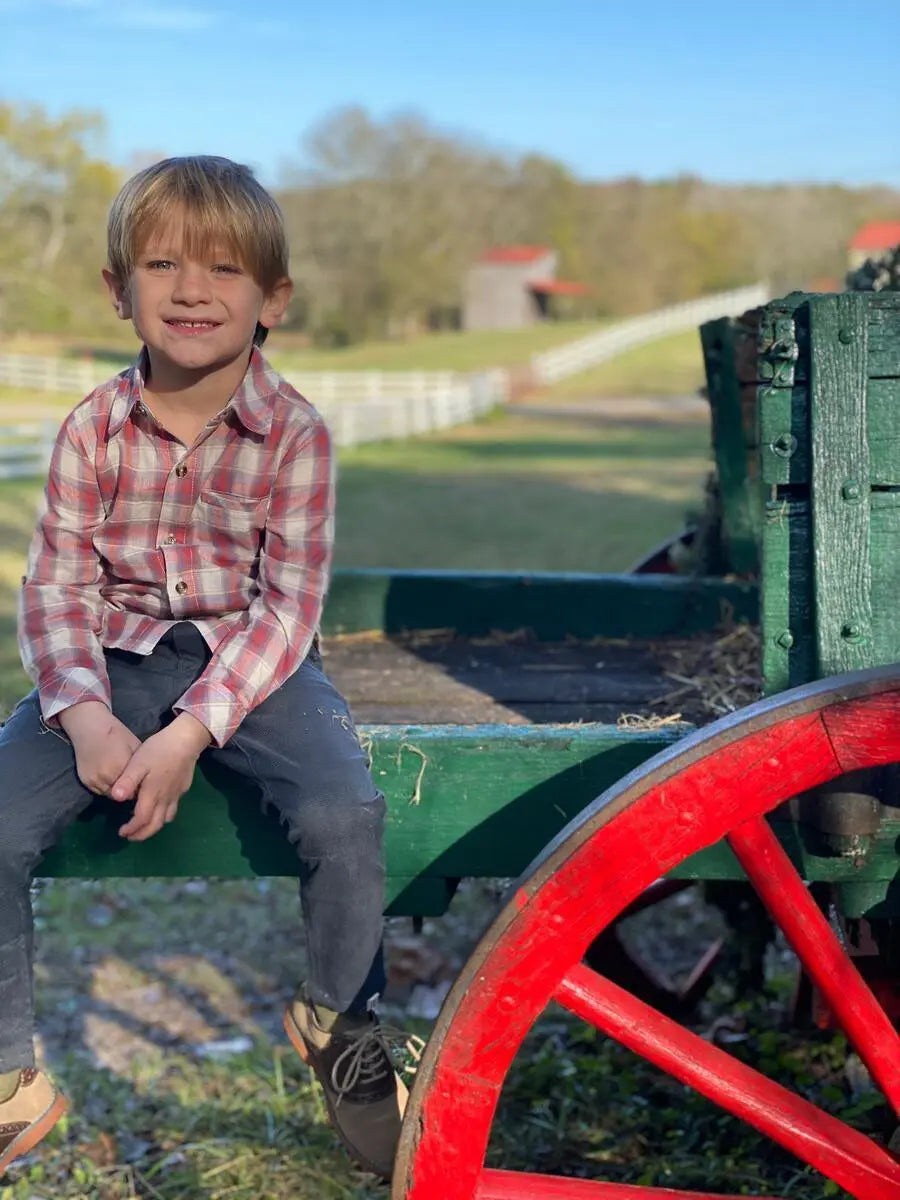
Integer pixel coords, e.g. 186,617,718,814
173,415,335,746
18,413,111,721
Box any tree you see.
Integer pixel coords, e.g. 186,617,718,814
0,102,122,335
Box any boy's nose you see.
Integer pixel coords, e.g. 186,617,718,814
171,265,213,304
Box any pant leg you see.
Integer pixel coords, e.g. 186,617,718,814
207,651,387,1014
0,626,212,1070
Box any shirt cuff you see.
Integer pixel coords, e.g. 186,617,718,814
40,670,112,725
173,680,248,748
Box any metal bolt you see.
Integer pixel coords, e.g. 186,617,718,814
841,622,864,643
771,433,797,458
838,328,855,344
775,630,794,650
842,480,862,502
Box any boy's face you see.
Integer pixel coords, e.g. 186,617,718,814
103,216,291,379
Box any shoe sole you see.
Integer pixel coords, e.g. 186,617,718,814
282,1007,393,1182
0,1090,68,1176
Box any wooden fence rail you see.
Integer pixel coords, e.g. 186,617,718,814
530,283,769,384
0,371,509,478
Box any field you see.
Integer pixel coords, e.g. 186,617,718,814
0,391,878,1200
3,320,605,376
0,404,712,711
535,329,705,400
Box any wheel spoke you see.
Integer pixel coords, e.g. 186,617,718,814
555,961,900,1200
728,816,900,1113
476,1168,783,1198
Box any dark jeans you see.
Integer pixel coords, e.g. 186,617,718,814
0,623,386,1071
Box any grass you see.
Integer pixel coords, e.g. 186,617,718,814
0,407,712,712
0,877,874,1199
0,404,882,1199
536,329,705,400
3,322,606,376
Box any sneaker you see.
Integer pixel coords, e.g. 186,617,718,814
283,997,421,1180
0,1069,68,1176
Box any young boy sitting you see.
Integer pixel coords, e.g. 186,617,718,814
0,155,408,1182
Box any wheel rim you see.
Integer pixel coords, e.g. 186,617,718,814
393,665,900,1200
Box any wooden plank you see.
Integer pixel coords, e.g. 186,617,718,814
758,383,809,486
809,294,873,676
867,378,900,484
760,500,815,695
867,294,900,377
36,724,684,907
322,570,758,640
699,317,759,574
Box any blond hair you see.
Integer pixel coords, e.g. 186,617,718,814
107,156,289,345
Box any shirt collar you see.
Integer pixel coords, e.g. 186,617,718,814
107,345,278,439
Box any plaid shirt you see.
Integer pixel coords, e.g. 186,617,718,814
19,347,334,746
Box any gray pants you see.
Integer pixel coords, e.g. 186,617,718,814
0,623,386,1071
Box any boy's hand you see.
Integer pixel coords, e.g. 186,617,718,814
111,713,212,842
58,701,141,796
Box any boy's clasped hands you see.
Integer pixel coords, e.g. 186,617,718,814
57,702,212,842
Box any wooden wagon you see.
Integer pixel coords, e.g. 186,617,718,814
38,291,900,1199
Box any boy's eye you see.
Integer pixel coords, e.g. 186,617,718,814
212,263,242,274
146,259,174,271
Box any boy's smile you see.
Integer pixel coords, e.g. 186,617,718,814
102,216,291,391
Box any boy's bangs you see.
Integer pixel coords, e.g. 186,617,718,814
131,193,261,282
109,157,288,293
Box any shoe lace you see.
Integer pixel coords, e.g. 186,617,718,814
330,1022,426,1102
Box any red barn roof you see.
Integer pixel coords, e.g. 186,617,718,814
849,221,900,251
479,244,552,264
530,279,591,296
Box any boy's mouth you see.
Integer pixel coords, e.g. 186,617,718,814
165,319,221,333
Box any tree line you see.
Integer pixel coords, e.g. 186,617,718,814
1,101,898,346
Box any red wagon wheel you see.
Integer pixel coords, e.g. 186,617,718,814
393,666,900,1200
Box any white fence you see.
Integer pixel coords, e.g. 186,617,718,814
0,355,112,396
0,282,769,473
0,368,510,475
531,283,769,384
0,420,59,480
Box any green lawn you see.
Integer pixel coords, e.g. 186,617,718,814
537,329,706,399
0,407,711,712
4,321,606,376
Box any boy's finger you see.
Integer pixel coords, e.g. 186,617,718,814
118,788,159,838
111,760,150,802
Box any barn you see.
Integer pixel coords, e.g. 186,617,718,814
462,245,589,330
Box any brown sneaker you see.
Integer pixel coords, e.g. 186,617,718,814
283,998,420,1180
0,1069,68,1176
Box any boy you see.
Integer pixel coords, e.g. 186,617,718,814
0,155,408,1182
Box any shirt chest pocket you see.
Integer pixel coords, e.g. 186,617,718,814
194,491,269,541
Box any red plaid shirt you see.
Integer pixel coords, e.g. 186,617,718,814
19,347,334,746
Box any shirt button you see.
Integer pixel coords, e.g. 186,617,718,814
175,463,188,477
163,535,176,546
134,402,145,415
175,581,188,595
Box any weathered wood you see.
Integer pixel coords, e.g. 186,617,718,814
809,293,872,676
700,315,760,574
37,724,683,914
322,570,758,640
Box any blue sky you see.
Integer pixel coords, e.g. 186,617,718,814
2,0,898,189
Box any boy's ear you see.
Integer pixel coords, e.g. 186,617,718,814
259,277,293,331
102,268,132,320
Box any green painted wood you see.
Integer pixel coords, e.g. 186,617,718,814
322,570,758,640
868,294,900,376
809,293,872,676
699,317,759,574
760,500,815,695
670,818,900,893
760,378,900,489
37,724,684,914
